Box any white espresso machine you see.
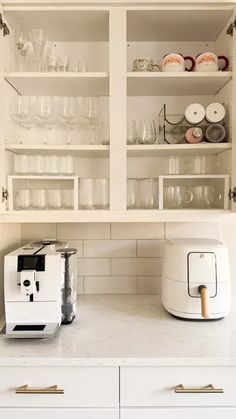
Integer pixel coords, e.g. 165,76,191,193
162,238,231,320
3,240,68,337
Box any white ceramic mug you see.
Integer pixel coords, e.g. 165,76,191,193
132,57,160,72
162,53,195,72
195,52,229,72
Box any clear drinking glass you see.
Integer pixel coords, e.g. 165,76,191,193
94,178,109,209
83,97,100,144
14,26,29,71
74,60,88,72
164,186,193,209
15,189,30,209
61,190,74,209
127,120,137,145
29,28,47,71
30,189,47,209
45,155,60,174
192,185,215,209
139,178,157,209
59,155,74,174
127,178,138,209
57,97,79,145
99,121,110,145
29,155,45,174
166,156,184,174
58,56,70,72
46,55,58,72
138,119,156,144
79,178,94,209
185,156,213,175
14,154,29,173
32,96,56,144
47,189,62,209
10,96,33,144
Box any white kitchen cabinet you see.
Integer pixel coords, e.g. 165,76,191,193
121,407,236,419
0,408,119,419
0,2,235,222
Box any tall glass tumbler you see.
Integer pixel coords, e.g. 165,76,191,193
94,178,109,209
139,178,157,209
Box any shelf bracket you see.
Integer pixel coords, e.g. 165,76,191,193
227,16,236,36
229,187,236,202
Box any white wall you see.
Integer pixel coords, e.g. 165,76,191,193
21,221,220,295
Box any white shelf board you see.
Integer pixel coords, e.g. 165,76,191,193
3,9,109,42
4,72,109,96
5,144,109,157
0,209,231,223
127,72,232,96
127,143,231,157
127,8,232,41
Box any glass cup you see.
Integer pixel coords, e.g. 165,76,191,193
139,178,157,209
46,55,58,72
192,185,215,209
46,155,59,174
30,189,47,209
127,178,138,209
164,186,193,209
99,121,110,145
79,178,94,209
58,56,70,72
94,178,109,209
29,155,45,174
61,189,74,209
15,189,30,209
74,60,88,72
47,189,62,209
127,120,137,145
166,156,184,174
185,155,213,175
138,119,156,144
14,154,29,173
59,155,74,174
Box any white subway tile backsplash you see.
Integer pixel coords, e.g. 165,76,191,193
57,223,110,240
111,223,164,239
67,240,83,257
78,258,110,276
84,240,136,258
137,240,165,257
111,257,163,276
137,276,162,294
77,276,84,294
165,222,220,240
84,276,137,294
22,223,56,241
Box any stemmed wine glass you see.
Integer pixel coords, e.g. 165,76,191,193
29,28,47,72
32,96,56,144
10,95,34,143
57,97,79,145
83,97,100,144
14,26,29,71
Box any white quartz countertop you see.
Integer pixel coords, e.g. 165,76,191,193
1,295,236,367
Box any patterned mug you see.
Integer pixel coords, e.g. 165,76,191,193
162,53,195,72
132,57,160,72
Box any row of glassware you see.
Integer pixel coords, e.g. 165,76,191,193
10,96,100,145
127,178,218,209
13,154,214,176
15,178,109,210
14,27,89,72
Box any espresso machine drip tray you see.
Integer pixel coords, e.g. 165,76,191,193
0,323,59,339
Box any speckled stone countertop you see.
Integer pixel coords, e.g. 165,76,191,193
0,295,236,367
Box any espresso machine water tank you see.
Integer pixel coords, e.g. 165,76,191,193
162,238,231,320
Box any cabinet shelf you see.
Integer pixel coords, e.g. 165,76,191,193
127,72,232,96
4,72,109,96
0,209,230,223
5,144,109,157
127,143,231,157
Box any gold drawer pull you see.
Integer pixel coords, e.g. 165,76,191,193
175,384,224,394
15,385,64,395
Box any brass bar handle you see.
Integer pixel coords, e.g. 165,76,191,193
198,285,210,319
175,384,224,394
15,385,64,394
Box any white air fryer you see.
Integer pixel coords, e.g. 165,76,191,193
162,238,231,320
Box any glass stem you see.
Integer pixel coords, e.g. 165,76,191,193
66,124,70,145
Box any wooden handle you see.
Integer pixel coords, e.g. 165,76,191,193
198,285,210,319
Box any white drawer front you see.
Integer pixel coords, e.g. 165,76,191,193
0,367,119,408
120,367,236,407
121,408,236,419
0,408,119,419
